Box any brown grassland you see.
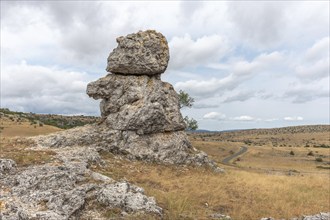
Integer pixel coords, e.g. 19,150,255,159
0,116,329,219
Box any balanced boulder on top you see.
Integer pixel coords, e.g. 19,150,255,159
106,30,170,75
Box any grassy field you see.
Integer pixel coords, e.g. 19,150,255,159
0,113,62,137
1,117,329,219
93,152,329,219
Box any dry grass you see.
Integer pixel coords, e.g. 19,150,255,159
0,116,62,137
93,151,330,220
0,137,56,166
1,118,329,219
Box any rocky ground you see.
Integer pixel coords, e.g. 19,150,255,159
0,141,162,219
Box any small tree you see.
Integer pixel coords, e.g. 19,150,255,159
178,90,198,131
183,116,198,131
178,90,194,109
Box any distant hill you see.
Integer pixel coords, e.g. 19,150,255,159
190,124,330,148
0,108,100,129
192,125,329,134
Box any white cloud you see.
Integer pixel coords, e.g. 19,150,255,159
1,61,99,115
296,58,329,79
203,112,226,120
284,116,303,121
305,37,330,62
168,34,230,69
175,51,283,98
295,37,330,81
231,115,255,121
265,118,279,122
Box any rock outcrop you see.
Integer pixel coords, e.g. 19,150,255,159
0,147,162,220
33,30,222,171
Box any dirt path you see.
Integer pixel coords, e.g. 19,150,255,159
222,146,248,165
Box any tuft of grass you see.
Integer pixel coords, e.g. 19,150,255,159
0,137,56,167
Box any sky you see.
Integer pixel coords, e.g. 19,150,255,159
1,1,329,131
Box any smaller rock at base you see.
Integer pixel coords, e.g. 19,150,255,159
302,212,330,220
209,213,232,220
0,159,16,175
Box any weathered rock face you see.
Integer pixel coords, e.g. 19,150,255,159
106,30,169,75
34,125,220,168
0,147,162,220
87,74,186,134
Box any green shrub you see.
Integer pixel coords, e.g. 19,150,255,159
315,157,323,162
307,151,314,156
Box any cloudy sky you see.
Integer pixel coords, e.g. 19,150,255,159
1,1,329,131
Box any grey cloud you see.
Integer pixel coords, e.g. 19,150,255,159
193,103,219,109
179,1,204,22
284,87,329,103
223,91,255,103
227,1,289,48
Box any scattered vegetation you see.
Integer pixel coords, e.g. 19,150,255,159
0,137,56,166
315,157,323,162
0,108,99,129
307,151,314,156
178,90,198,131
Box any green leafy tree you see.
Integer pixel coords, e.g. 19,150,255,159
178,90,198,131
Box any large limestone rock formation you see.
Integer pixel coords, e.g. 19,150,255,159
33,29,220,169
31,30,222,170
31,31,220,171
